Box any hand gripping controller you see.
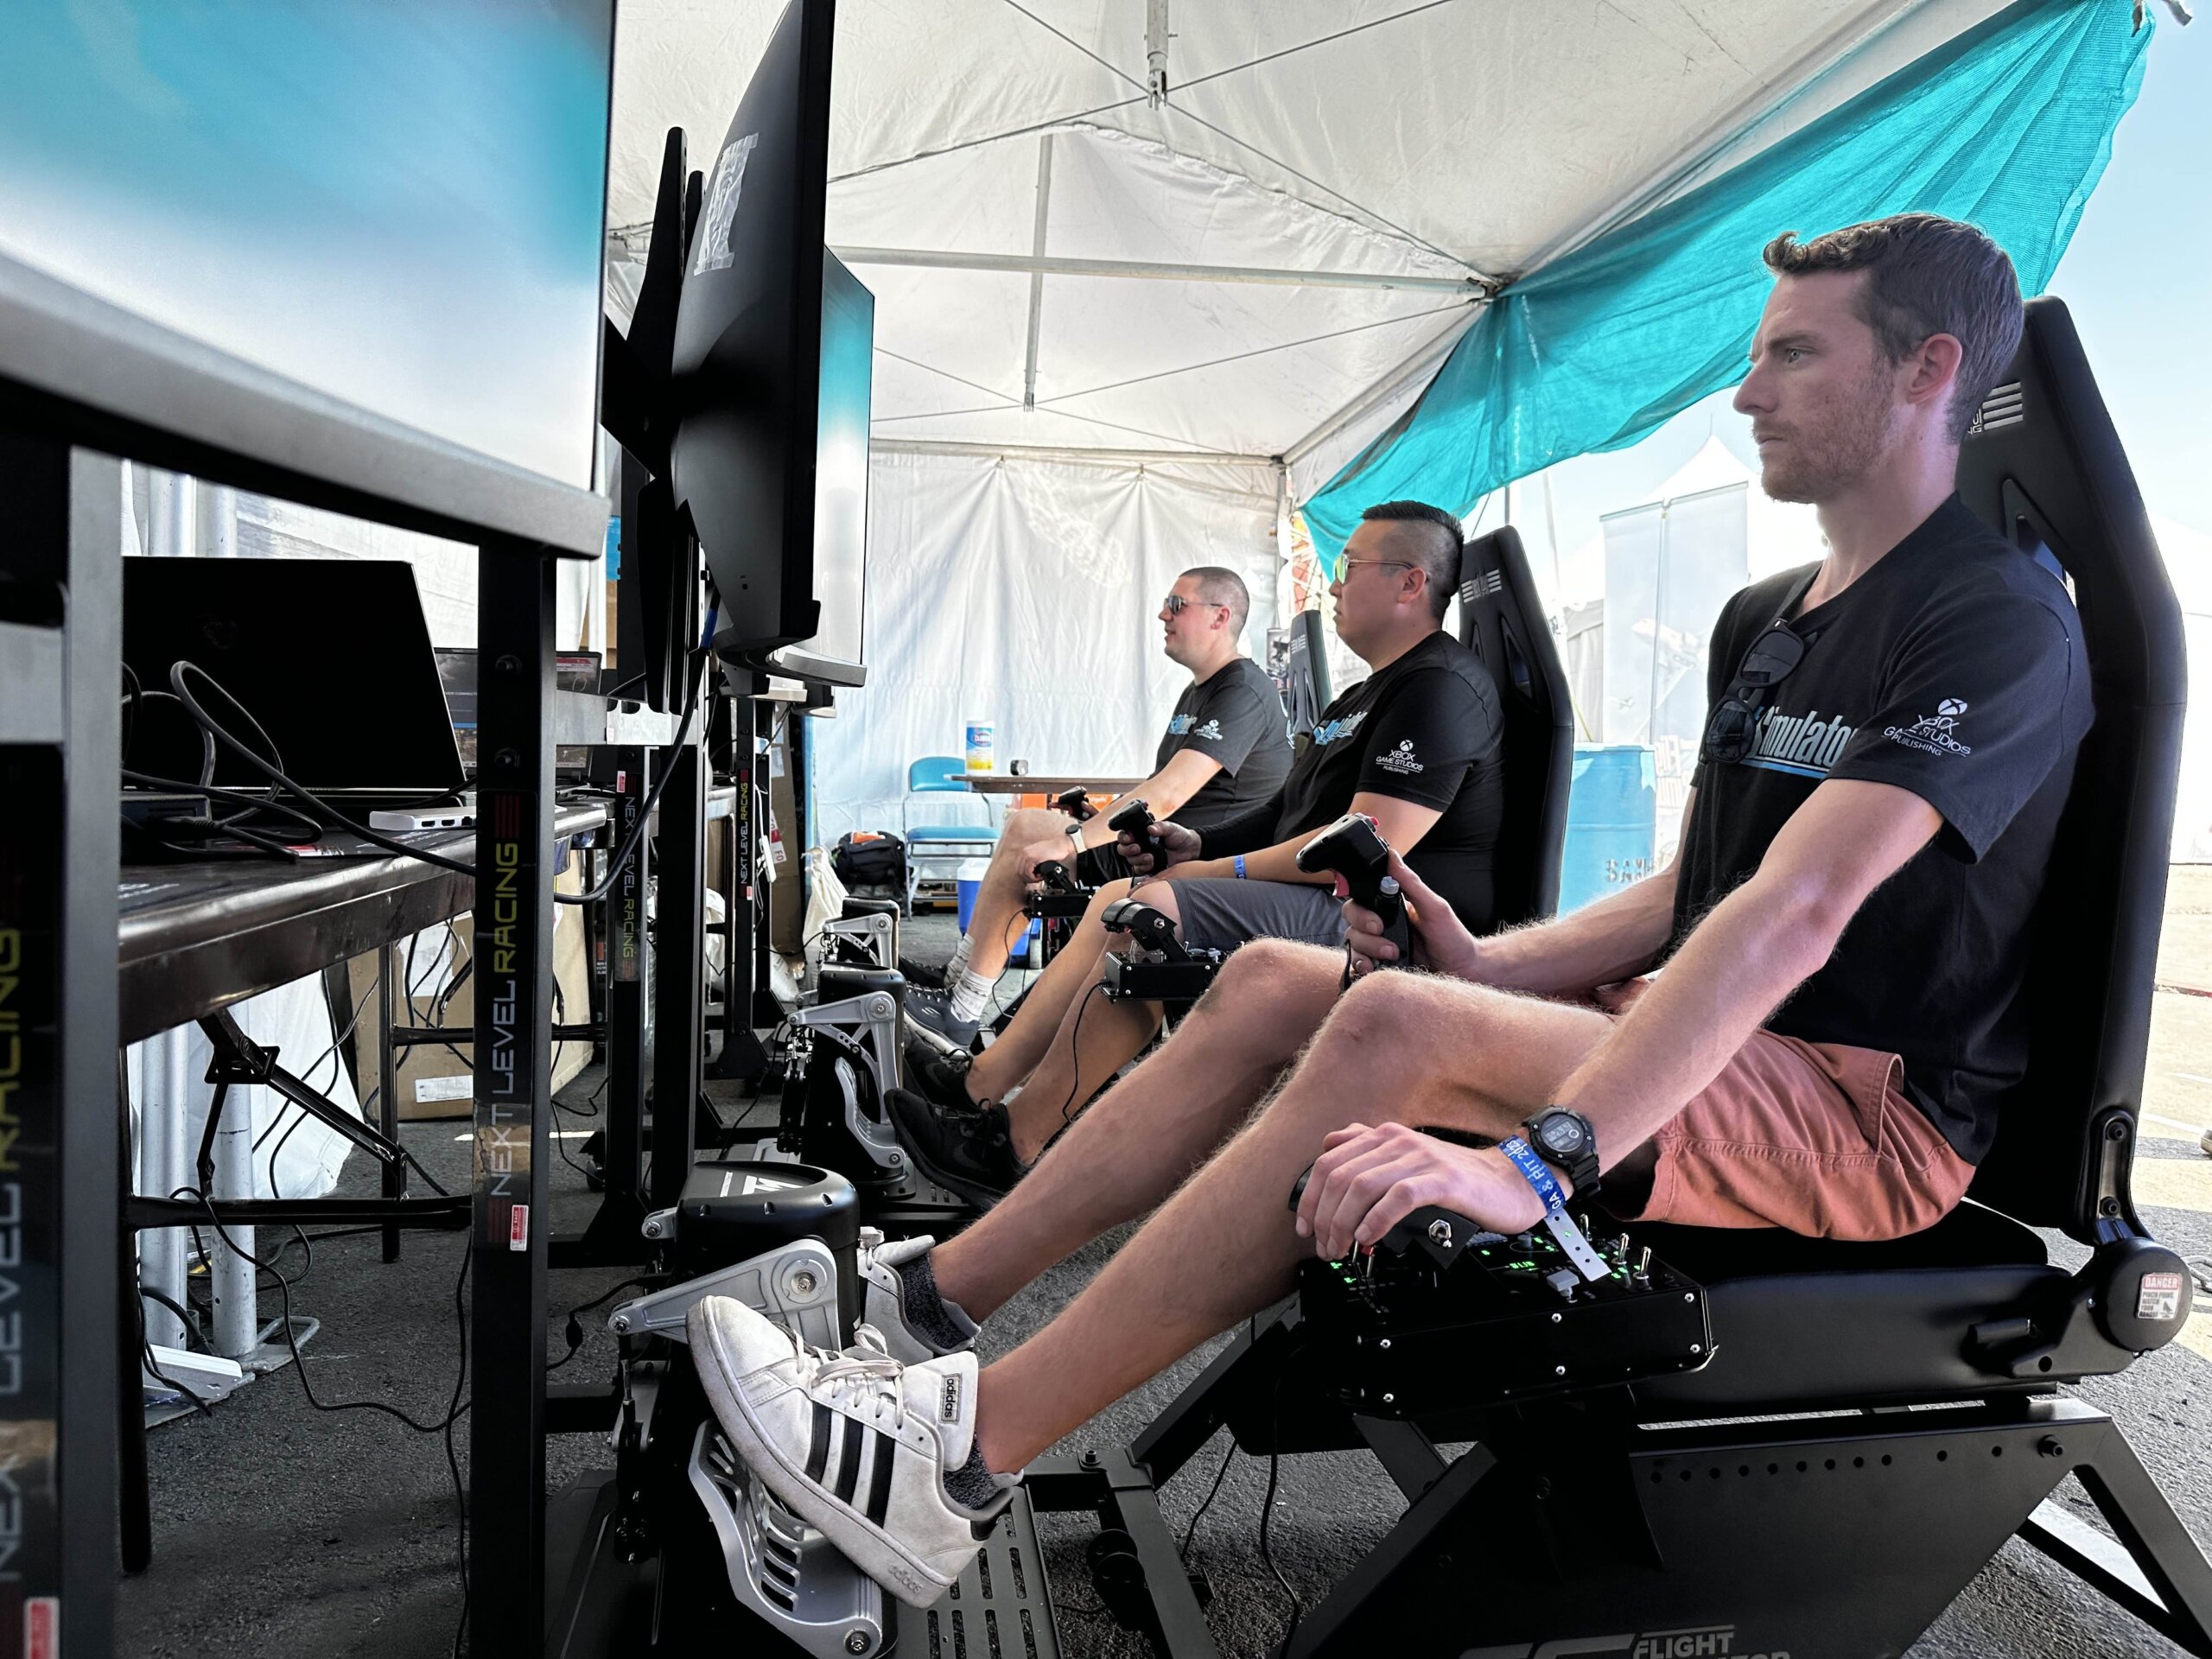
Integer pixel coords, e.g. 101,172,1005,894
1108,797,1160,856
1052,786,1097,822
1295,813,1414,987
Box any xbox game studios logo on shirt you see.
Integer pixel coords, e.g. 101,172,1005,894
1885,697,1974,758
1376,739,1425,775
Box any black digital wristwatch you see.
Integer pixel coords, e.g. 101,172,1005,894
1522,1107,1601,1199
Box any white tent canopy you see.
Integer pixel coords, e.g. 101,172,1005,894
610,0,2011,491
605,0,2027,841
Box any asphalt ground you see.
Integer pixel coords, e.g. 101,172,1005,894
113,893,2212,1658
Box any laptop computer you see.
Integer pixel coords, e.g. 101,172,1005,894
122,556,468,808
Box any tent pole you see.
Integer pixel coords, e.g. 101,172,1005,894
1023,138,1054,410
834,246,1482,294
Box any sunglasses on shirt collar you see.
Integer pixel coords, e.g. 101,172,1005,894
1700,623,1812,767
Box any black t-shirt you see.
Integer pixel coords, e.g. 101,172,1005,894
1204,630,1505,931
1156,658,1292,835
1671,495,2093,1163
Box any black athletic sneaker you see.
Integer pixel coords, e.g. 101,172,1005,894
906,1038,981,1116
887,1088,1022,1207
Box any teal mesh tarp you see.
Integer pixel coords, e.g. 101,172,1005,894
1303,0,2151,565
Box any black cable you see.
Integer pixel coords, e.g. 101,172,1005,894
137,1284,207,1351
1178,1433,1239,1564
545,1277,654,1371
1057,979,1110,1130
1258,1363,1301,1643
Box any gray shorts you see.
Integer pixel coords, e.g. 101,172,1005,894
1164,877,1347,956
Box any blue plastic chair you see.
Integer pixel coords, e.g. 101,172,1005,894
901,755,998,913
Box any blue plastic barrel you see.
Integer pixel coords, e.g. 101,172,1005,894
1559,746,1656,915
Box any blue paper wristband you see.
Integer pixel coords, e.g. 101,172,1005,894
1233,855,1248,879
1497,1135,1567,1217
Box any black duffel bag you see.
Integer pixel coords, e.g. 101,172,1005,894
832,830,906,893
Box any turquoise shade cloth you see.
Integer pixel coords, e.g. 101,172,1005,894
1304,0,2152,566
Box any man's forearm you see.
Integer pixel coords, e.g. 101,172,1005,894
1193,802,1281,859
1462,869,1678,996
1553,868,1840,1168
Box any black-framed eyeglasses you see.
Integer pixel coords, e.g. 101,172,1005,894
1336,557,1418,579
1700,622,1808,766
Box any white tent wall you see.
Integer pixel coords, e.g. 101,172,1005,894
810,448,1281,847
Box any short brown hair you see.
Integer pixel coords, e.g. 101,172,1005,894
1762,213,2024,443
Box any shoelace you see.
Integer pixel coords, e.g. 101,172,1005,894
803,1325,909,1428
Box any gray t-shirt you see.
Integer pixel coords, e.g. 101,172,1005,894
1157,658,1292,834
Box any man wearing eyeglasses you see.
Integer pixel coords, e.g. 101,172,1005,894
690,217,2094,1600
907,565,1293,1047
894,500,1504,1205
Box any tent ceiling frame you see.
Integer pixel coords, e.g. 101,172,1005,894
1283,302,1484,468
1022,137,1053,410
873,437,1274,467
833,246,1486,293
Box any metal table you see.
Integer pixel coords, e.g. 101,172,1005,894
118,802,609,1044
957,773,1142,795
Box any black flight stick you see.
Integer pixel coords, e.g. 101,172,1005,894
1296,813,1414,988
1108,798,1160,865
1052,787,1097,822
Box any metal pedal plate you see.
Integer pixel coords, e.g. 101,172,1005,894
896,1488,1063,1659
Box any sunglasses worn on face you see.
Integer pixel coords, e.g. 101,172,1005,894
1700,622,1808,766
1338,558,1417,578
1163,594,1228,616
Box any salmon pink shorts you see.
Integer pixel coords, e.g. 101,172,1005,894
1610,1028,1976,1241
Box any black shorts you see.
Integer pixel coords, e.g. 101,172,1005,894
1074,845,1134,887
1166,877,1346,955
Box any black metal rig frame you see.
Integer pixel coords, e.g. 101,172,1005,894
0,241,682,1658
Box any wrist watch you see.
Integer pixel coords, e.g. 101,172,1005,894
1521,1107,1601,1198
1067,822,1086,851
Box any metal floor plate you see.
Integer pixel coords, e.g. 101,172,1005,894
896,1490,1063,1659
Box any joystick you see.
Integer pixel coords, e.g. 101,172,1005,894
1052,787,1097,822
1295,813,1414,986
1108,797,1159,850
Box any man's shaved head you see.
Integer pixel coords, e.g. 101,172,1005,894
1180,565,1250,635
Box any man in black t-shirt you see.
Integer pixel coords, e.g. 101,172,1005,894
699,218,2094,1593
896,501,1504,1204
910,566,1290,1045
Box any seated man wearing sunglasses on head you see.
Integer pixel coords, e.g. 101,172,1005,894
893,499,1506,1205
689,213,2094,1606
906,565,1292,1049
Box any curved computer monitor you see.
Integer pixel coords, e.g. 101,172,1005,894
665,0,871,689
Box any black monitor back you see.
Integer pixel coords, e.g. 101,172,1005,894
1955,296,2185,1239
122,556,466,796
1281,609,1334,747
1456,526,1574,927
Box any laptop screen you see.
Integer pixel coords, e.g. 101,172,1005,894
124,556,467,796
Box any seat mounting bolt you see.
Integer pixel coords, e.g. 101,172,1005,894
2039,1438,2066,1459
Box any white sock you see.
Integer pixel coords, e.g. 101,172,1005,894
948,968,996,1024
947,933,973,980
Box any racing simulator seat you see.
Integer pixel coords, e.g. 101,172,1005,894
1103,524,1575,1010
1019,295,2211,1656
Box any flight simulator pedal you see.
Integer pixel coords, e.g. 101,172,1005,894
1295,812,1414,987
1288,1164,1712,1408
1098,895,1223,1004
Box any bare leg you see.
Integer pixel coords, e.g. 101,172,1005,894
966,880,1132,1099
1001,880,1189,1160
962,809,1064,981
932,940,1341,1319
970,971,1619,1473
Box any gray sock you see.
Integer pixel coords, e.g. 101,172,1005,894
942,1442,1007,1514
896,1250,980,1352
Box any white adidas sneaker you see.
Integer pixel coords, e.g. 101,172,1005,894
857,1234,979,1365
688,1295,1013,1608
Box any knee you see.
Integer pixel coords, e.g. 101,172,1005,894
1084,877,1135,922
1216,937,1319,994
1323,969,1444,1053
